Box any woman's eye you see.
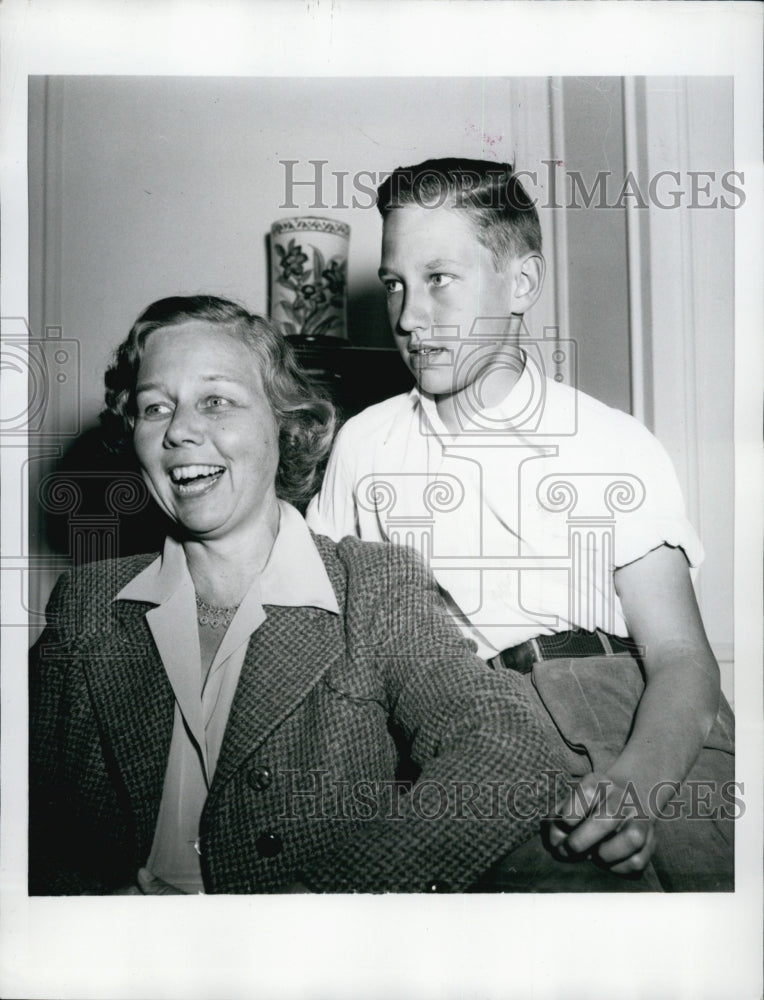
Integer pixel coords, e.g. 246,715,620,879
203,396,231,410
430,273,454,288
140,401,172,419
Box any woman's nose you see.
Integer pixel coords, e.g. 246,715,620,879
163,403,204,447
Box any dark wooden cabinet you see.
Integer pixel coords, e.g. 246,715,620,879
291,342,414,418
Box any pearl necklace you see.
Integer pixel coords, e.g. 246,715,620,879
195,595,240,629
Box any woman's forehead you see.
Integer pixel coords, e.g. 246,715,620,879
138,320,261,381
142,319,248,356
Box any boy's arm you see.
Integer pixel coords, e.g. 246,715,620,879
549,543,721,874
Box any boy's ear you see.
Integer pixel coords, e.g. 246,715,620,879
509,252,545,314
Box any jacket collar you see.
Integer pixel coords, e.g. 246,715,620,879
114,500,339,615
86,509,345,838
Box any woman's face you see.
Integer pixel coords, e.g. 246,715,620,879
132,320,280,541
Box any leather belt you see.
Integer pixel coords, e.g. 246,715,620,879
490,629,641,675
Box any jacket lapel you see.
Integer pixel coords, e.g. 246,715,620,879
81,600,175,856
209,604,344,797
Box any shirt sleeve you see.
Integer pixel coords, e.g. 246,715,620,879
607,418,705,571
305,422,361,541
299,540,568,892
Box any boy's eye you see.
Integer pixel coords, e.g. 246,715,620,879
381,277,403,295
430,273,454,288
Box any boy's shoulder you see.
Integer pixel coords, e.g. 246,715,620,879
335,391,416,444
332,378,661,461
540,378,675,481
545,376,656,443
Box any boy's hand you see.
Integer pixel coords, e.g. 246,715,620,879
546,772,656,875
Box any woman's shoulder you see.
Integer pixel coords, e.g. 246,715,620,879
311,532,432,602
312,531,418,567
37,553,160,646
51,552,159,603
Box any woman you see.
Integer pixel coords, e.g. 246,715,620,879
29,294,567,894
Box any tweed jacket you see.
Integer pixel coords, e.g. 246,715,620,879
29,533,565,895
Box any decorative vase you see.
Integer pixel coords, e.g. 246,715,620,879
269,216,350,345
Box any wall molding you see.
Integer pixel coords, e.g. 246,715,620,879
624,77,734,687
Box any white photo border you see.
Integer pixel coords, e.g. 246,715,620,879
1,3,761,999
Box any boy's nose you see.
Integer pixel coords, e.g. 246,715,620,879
396,290,430,337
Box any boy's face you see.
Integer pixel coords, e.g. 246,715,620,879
379,202,520,402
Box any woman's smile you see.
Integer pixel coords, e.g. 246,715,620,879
168,463,227,496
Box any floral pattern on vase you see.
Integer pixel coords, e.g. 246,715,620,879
269,217,350,342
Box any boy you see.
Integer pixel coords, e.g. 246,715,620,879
307,158,734,889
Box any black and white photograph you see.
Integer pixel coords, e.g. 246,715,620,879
1,3,762,999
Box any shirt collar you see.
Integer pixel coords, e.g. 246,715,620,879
114,533,187,605
260,501,339,612
114,500,339,615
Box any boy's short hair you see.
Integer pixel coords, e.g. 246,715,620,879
376,157,541,268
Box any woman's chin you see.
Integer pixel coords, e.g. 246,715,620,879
170,508,229,540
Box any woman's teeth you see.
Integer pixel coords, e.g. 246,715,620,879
169,465,225,493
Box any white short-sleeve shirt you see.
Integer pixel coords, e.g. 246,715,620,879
306,360,703,661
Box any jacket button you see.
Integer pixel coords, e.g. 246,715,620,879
256,832,283,858
425,880,451,893
247,764,274,791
